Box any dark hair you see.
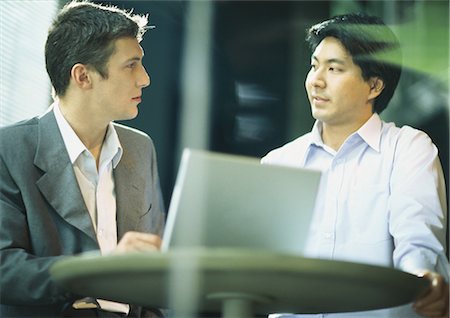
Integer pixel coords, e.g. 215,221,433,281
306,13,402,114
45,0,149,97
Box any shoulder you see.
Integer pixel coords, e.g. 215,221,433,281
261,133,312,167
0,117,40,158
113,122,150,140
0,118,42,178
380,122,441,177
0,117,39,140
113,123,154,147
112,123,158,163
382,121,437,154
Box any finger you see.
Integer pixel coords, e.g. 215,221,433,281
134,233,162,247
121,231,161,245
114,239,159,253
414,301,447,318
132,233,161,248
413,276,449,318
126,240,160,252
130,235,162,250
115,232,162,253
414,273,445,308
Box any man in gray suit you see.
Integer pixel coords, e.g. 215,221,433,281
0,1,166,317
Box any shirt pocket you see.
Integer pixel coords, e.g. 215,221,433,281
347,185,391,244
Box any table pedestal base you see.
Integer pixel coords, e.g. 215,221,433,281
207,292,272,318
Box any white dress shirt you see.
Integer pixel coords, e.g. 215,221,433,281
262,113,449,318
53,102,122,254
53,102,129,314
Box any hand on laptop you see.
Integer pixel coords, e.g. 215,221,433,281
113,231,162,253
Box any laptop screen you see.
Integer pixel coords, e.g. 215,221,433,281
161,149,321,255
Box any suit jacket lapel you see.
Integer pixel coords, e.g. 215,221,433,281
34,111,97,243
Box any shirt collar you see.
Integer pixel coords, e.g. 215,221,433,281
102,123,123,169
53,101,86,164
306,113,382,153
356,113,382,152
300,121,325,165
53,101,123,168
310,120,324,147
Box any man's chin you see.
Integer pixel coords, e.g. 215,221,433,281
118,109,139,121
311,109,329,122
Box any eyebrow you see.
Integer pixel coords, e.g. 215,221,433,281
311,55,347,65
124,57,142,63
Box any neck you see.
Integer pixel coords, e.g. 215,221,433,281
58,97,108,163
321,116,371,151
321,124,353,151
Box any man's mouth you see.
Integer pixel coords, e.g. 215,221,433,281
312,94,329,102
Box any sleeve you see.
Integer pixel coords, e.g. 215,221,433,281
388,127,449,282
0,154,77,307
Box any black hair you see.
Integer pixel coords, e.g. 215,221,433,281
306,13,402,113
45,0,149,97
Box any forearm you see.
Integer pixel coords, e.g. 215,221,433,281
0,249,77,306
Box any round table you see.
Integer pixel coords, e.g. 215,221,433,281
50,248,428,317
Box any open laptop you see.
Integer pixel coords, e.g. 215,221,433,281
161,149,321,255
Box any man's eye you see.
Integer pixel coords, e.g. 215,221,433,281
329,66,342,72
127,63,137,69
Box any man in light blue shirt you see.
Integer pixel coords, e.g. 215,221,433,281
262,13,448,318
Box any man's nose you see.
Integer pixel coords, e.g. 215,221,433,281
309,69,326,88
138,66,150,88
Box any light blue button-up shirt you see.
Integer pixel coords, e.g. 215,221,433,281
262,113,449,318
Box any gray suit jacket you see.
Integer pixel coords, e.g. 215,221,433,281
0,110,166,317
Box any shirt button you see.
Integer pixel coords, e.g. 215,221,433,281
324,232,334,239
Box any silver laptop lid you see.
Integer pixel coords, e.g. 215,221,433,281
161,149,321,255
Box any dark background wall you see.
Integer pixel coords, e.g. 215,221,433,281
101,1,186,207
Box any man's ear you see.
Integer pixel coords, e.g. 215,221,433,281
70,63,93,90
368,77,385,100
